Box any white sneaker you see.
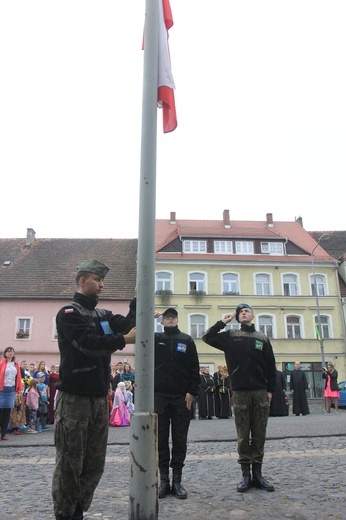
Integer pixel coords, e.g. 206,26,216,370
27,428,38,434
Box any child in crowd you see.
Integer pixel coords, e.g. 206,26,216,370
10,392,27,435
124,380,135,416
22,375,32,426
109,382,130,427
36,372,50,432
25,378,39,434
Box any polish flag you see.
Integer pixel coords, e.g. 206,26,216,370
158,0,177,133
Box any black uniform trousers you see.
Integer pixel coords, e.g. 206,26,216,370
154,393,191,470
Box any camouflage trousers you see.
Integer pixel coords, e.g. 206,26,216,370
52,392,109,518
233,389,270,465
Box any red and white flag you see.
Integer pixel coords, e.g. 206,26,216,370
157,0,177,133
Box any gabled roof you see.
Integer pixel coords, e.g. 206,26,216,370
156,213,336,263
309,230,346,298
0,237,138,300
309,231,346,261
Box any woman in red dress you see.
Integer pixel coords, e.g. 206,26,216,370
322,362,340,414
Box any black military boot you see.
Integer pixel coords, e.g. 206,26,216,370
172,468,187,499
158,469,171,498
252,463,274,491
237,463,252,492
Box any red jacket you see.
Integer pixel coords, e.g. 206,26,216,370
0,359,23,393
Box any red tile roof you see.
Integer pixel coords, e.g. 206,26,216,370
156,215,336,263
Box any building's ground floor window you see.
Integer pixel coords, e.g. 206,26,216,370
283,361,324,398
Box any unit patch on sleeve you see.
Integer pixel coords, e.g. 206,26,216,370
100,320,113,335
255,340,263,351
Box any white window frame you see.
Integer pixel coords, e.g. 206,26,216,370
188,271,207,293
183,240,207,253
235,241,254,254
155,270,173,292
154,315,164,333
15,316,33,340
52,317,58,341
254,272,273,296
189,313,207,339
261,242,284,255
221,272,240,295
310,273,327,297
285,314,304,339
257,314,276,339
313,314,332,340
214,241,233,254
282,273,300,296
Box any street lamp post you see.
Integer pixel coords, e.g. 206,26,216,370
311,234,329,369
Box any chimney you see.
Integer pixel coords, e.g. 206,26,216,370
25,228,36,247
295,216,303,227
266,213,274,227
223,209,230,228
170,212,176,224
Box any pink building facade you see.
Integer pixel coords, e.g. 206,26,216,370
0,234,138,370
0,295,135,368
1,299,136,369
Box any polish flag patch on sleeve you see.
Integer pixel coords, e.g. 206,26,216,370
64,308,74,314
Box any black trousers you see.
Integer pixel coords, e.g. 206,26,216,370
154,394,191,471
0,408,11,436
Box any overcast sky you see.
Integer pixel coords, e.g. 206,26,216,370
1,1,345,239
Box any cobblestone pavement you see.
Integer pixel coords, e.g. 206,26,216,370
1,405,345,520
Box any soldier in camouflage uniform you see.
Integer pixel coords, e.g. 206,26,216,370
52,260,136,520
202,303,276,493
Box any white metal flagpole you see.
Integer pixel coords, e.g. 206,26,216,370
128,0,159,518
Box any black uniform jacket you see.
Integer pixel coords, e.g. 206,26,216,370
154,326,200,397
56,292,136,397
202,321,276,393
